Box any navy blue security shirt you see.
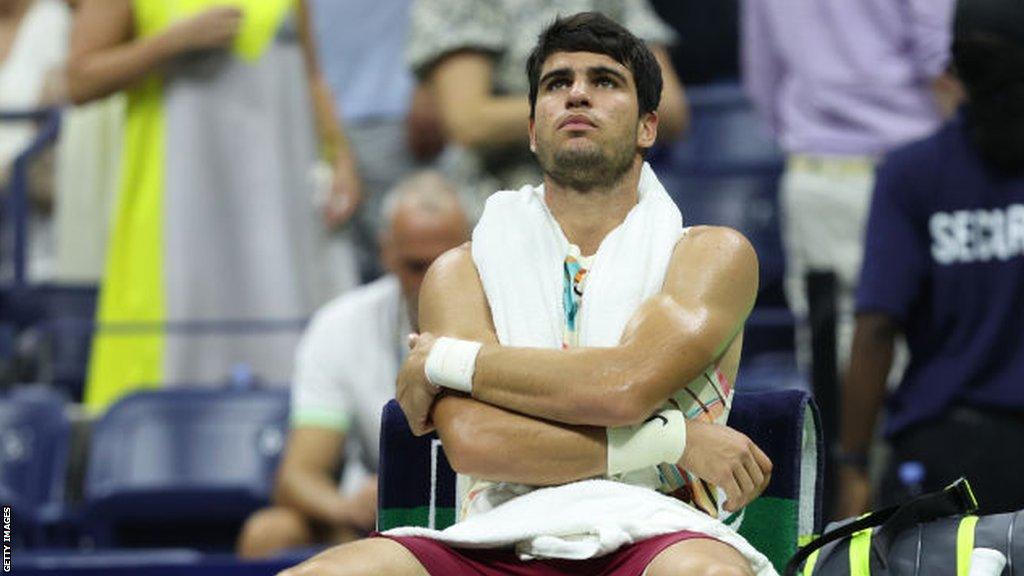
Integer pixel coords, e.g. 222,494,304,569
857,115,1024,438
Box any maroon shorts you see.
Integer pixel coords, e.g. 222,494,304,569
379,530,713,576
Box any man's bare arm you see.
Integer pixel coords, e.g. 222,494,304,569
430,52,531,150
407,241,769,509
67,0,241,104
836,313,897,518
407,244,607,483
462,226,758,427
273,427,374,530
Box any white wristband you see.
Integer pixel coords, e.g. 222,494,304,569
606,406,686,476
424,337,482,394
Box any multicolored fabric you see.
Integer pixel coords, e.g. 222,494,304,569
558,245,734,518
659,368,734,518
561,248,592,349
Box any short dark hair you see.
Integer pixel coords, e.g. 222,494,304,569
526,12,663,119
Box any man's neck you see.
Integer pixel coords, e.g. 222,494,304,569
543,158,643,256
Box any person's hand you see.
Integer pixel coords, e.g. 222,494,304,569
321,157,362,229
162,6,243,55
331,477,378,532
836,464,872,519
678,419,773,513
397,333,441,436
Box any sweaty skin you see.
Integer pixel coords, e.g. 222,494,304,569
402,225,769,511
396,51,771,513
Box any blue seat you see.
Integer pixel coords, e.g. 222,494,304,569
0,387,71,546
378,389,823,573
0,284,97,401
82,388,289,549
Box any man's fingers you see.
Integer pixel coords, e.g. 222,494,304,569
732,464,757,504
721,477,743,512
752,443,773,477
742,451,766,493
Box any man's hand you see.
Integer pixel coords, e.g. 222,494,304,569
329,476,378,532
321,156,362,229
162,6,243,54
836,464,872,519
397,333,441,436
678,419,772,513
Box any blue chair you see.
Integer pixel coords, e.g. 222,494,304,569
0,387,71,546
378,388,823,574
81,388,289,549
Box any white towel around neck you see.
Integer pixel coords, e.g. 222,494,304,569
471,161,682,348
385,163,778,575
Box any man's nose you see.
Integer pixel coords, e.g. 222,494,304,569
566,81,591,107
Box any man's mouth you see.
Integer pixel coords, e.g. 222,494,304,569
558,115,597,131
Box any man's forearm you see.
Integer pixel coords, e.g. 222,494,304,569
433,394,607,485
840,314,897,457
274,466,352,526
469,297,724,427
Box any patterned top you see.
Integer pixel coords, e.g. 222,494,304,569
559,244,733,518
562,245,593,349
458,245,734,521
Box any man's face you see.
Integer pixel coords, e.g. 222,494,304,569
529,51,657,190
382,209,467,316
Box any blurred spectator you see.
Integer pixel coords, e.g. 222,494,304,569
742,0,957,372
236,171,469,558
68,0,358,411
650,0,739,85
52,90,124,283
407,0,688,217
0,0,71,282
838,0,1024,517
52,0,124,284
308,0,444,284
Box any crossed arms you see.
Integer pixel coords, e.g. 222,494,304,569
397,225,772,511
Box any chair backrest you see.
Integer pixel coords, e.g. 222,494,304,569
378,388,823,573
83,387,289,540
0,388,70,525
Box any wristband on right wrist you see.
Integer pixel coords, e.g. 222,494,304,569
423,336,482,394
606,406,686,476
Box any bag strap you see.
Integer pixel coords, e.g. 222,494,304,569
784,477,978,576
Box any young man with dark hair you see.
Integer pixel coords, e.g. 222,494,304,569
280,13,773,576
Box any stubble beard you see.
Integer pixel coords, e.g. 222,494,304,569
538,134,636,193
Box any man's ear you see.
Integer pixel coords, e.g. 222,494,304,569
637,111,658,149
528,116,537,153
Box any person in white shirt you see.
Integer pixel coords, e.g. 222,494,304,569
237,171,469,558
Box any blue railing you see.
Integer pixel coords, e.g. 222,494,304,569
0,108,62,287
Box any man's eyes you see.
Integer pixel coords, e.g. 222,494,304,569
546,78,571,90
545,76,619,90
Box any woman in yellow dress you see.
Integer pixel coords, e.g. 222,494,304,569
68,0,361,410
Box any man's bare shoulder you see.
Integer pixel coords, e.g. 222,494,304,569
420,242,496,340
423,241,476,286
664,226,759,301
